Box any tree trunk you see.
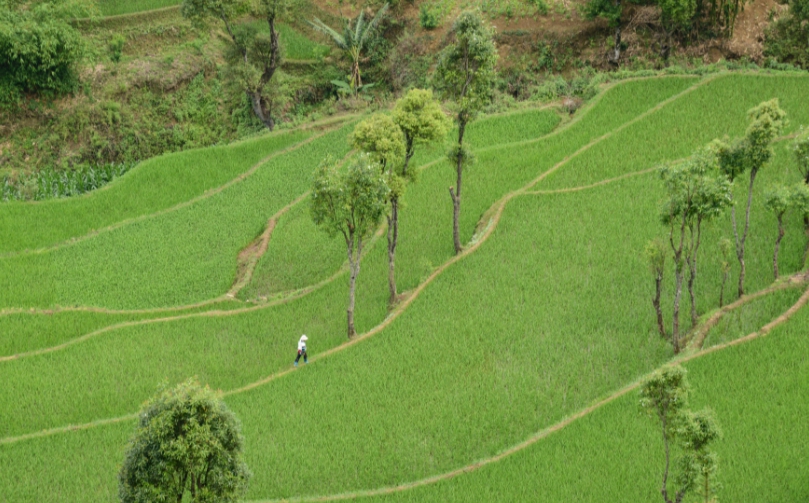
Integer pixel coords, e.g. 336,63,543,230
346,234,361,338
687,220,703,328
737,168,758,297
248,91,275,130
653,272,665,338
611,10,622,65
387,196,400,305
672,261,685,353
661,414,673,503
774,213,785,279
450,120,467,255
802,214,809,268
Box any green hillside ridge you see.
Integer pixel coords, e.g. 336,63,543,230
1,74,808,503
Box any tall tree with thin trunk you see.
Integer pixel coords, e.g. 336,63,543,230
718,237,732,307
433,11,498,255
791,129,809,264
182,0,299,129
717,99,787,297
350,114,406,305
790,181,809,268
583,0,623,64
764,185,791,279
645,238,667,338
659,147,731,351
640,366,691,503
310,155,389,338
677,409,722,503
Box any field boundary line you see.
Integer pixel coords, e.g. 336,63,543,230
0,74,700,315
0,77,706,441
244,282,809,503
524,167,657,195
0,132,329,260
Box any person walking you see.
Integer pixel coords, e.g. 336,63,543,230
294,334,308,366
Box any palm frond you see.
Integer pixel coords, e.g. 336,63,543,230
308,17,349,50
358,2,389,47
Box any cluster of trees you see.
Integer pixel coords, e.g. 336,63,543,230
647,100,809,353
640,366,722,503
310,11,497,338
584,0,745,64
0,0,96,107
764,0,809,69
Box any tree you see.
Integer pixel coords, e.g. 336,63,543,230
658,0,697,59
717,99,787,297
640,367,722,503
311,155,390,337
181,0,299,129
0,0,96,106
392,89,452,177
119,379,251,503
764,185,791,279
794,128,809,185
717,237,732,307
646,238,667,338
350,114,406,305
433,11,498,255
789,182,809,267
677,409,722,503
309,3,389,94
640,366,691,503
583,0,624,64
659,147,731,351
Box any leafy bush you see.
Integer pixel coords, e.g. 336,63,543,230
0,2,87,101
419,3,440,29
108,34,126,63
1,162,133,201
764,0,809,69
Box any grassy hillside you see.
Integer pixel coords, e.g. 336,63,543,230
1,74,808,503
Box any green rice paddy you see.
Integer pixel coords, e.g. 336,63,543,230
2,73,808,502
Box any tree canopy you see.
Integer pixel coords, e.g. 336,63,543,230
118,379,251,503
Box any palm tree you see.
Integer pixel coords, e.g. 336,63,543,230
309,3,389,94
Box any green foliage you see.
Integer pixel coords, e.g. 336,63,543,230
119,379,251,503
659,147,732,227
391,88,451,167
350,113,406,171
791,127,809,182
763,184,791,217
659,0,698,32
583,0,621,28
764,4,809,69
433,11,499,123
310,154,390,241
0,1,94,104
109,34,126,63
645,238,667,275
639,365,690,430
308,3,390,93
419,3,440,29
1,162,133,201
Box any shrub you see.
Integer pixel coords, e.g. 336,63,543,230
109,34,126,63
420,3,440,29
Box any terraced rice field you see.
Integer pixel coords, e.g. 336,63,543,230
2,73,808,502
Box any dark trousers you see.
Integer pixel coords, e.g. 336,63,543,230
295,349,308,363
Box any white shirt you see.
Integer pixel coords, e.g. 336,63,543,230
298,337,307,351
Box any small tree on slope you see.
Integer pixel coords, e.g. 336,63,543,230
433,11,498,255
119,379,251,503
659,146,732,351
182,0,299,130
311,155,390,337
350,114,406,305
640,366,721,503
646,238,667,338
716,99,787,297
